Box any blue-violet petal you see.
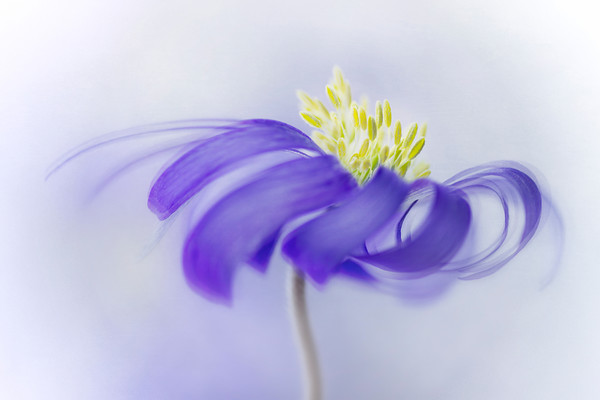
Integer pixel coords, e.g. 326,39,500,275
182,156,355,304
149,119,323,220
356,182,472,278
282,168,410,284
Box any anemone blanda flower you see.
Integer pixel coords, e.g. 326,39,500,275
51,68,550,305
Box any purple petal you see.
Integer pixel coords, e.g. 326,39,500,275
182,156,356,304
442,163,543,279
335,260,377,282
248,229,281,273
46,119,238,180
282,168,410,284
148,119,323,220
356,181,472,278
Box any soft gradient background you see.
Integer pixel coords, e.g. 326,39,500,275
2,0,599,399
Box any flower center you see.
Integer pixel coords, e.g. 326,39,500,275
298,67,431,184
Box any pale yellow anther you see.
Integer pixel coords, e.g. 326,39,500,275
394,120,402,145
314,132,337,153
380,145,390,163
392,146,403,163
337,140,347,159
384,100,392,127
352,104,360,127
359,106,367,130
368,116,377,140
314,132,330,143
404,123,418,147
414,161,428,174
327,85,341,108
412,161,430,178
375,101,383,128
330,113,341,132
297,91,315,108
398,160,411,177
343,85,352,106
312,134,329,154
298,68,429,183
300,111,322,128
315,100,330,118
334,66,344,88
408,138,425,159
334,68,352,106
358,139,370,157
330,124,341,139
371,154,380,170
418,122,428,138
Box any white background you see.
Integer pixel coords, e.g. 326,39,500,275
2,0,599,399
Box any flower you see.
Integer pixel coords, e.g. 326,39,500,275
51,68,552,305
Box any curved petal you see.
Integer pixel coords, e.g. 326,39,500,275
356,181,472,278
148,119,323,220
46,119,237,180
282,168,410,284
182,156,356,304
442,163,543,279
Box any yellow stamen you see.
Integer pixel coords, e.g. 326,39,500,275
409,138,425,159
315,100,330,119
403,123,418,147
333,66,345,88
394,120,402,145
358,139,370,157
398,160,411,177
327,85,341,109
337,140,347,159
375,101,383,128
384,100,392,127
314,132,337,153
352,104,360,127
380,145,390,163
412,161,430,179
298,67,429,183
368,116,377,140
359,106,367,131
300,111,322,128
297,91,313,109
418,122,427,138
371,154,380,170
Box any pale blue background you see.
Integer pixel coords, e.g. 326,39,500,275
1,0,599,398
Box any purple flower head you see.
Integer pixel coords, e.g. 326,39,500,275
50,69,557,305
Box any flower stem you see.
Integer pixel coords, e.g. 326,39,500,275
289,268,322,400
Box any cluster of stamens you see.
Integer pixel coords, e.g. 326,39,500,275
298,67,431,184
